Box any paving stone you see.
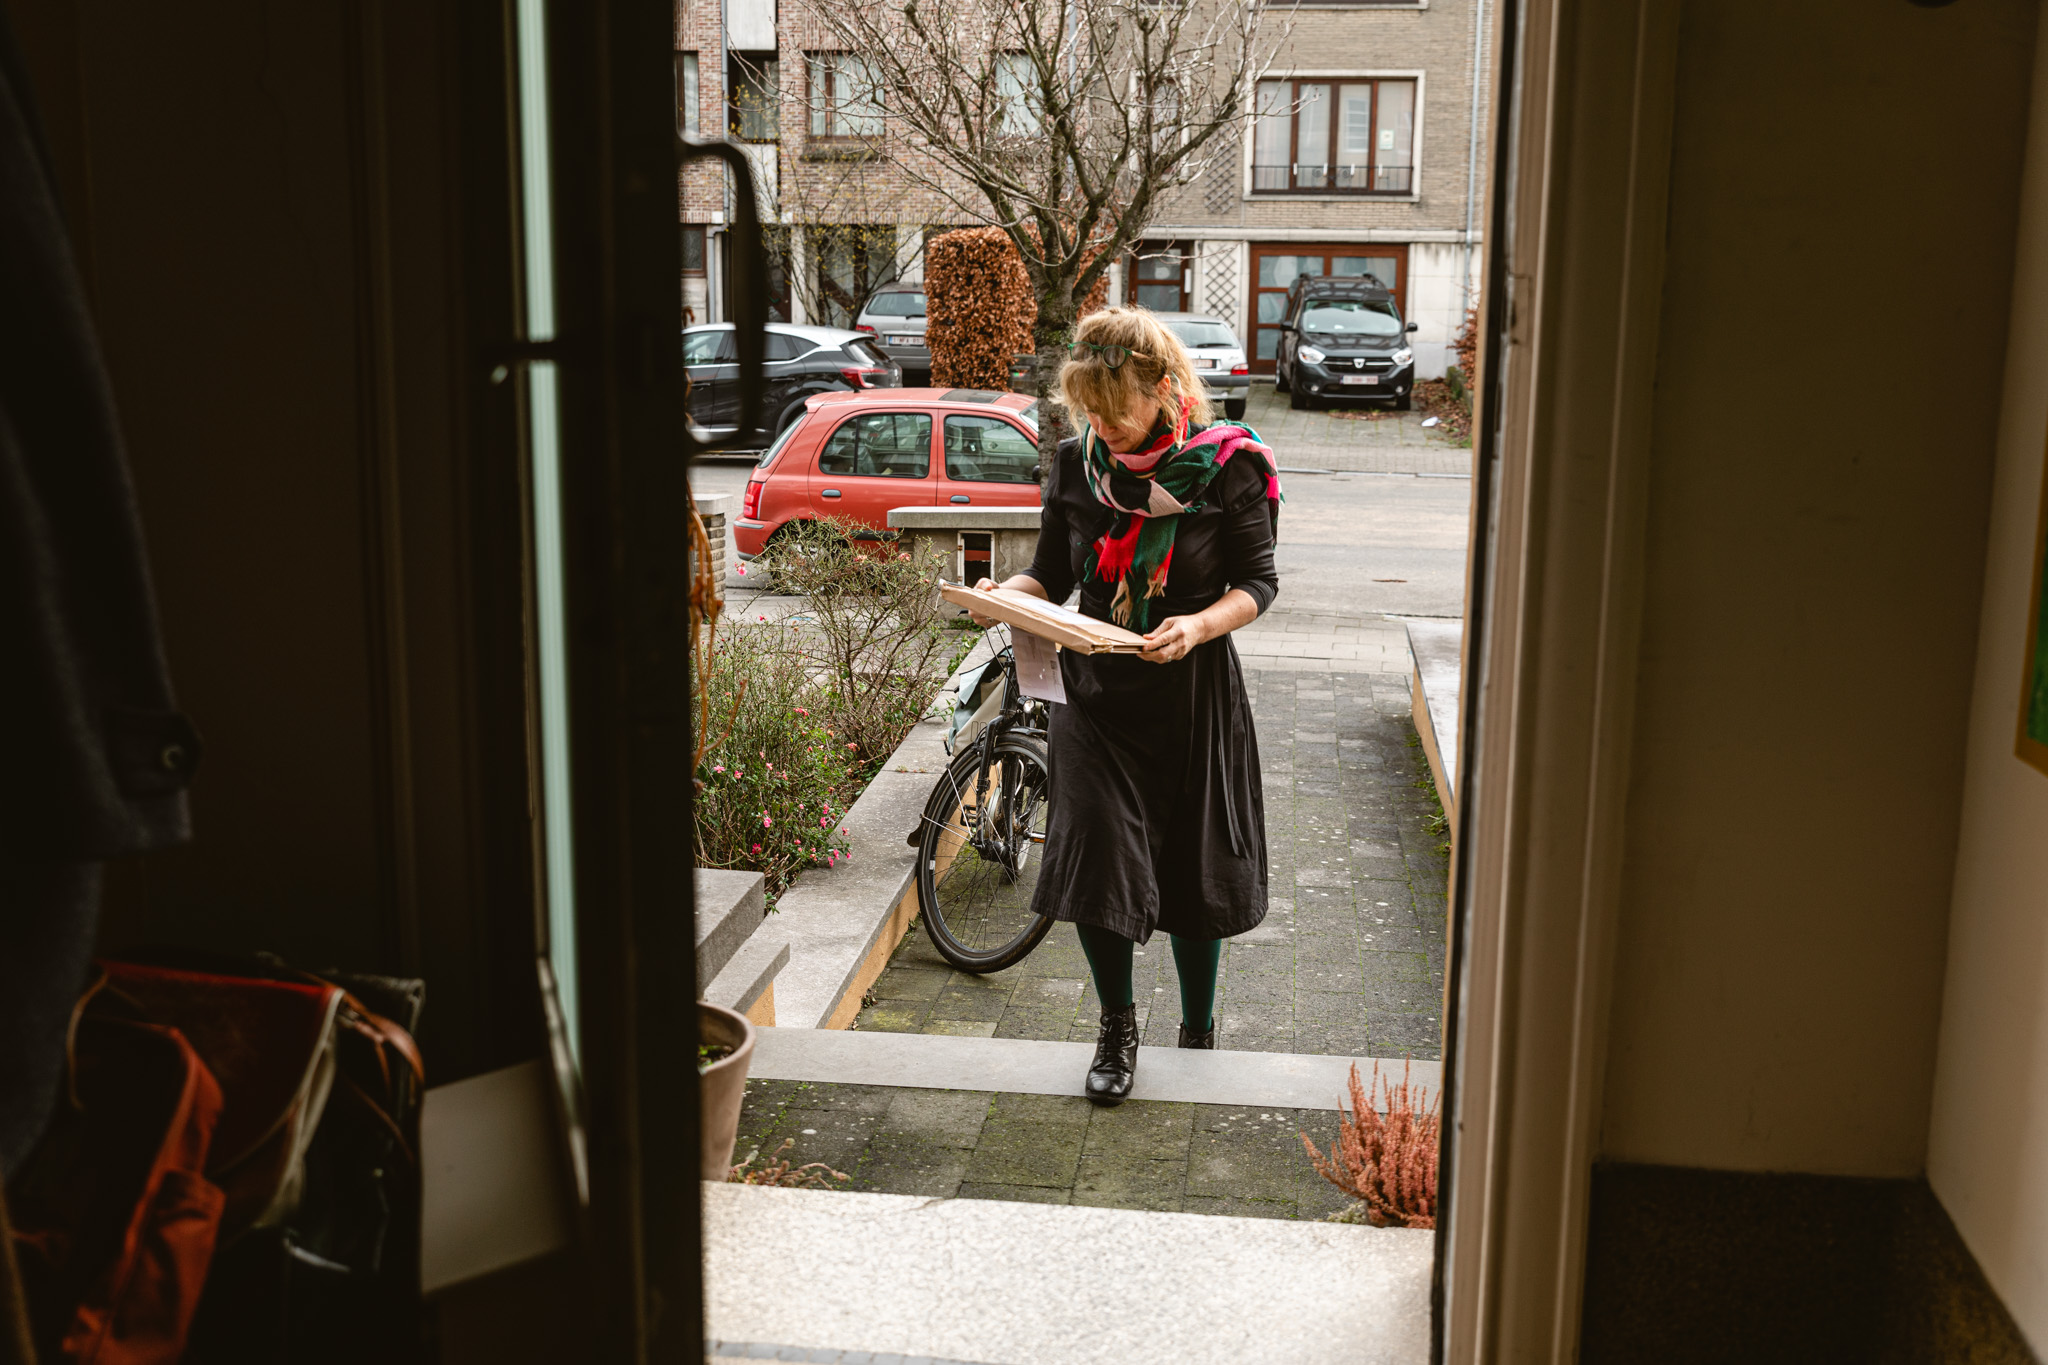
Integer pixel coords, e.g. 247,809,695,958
955,1182,1072,1205
878,1088,992,1146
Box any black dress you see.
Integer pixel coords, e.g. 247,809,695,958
1019,433,1279,944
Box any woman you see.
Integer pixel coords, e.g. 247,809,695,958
971,306,1281,1105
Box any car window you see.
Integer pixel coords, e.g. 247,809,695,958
945,415,1037,484
844,337,891,366
764,332,807,362
756,413,807,469
1299,298,1403,337
865,292,926,318
818,412,933,478
1165,320,1237,348
682,329,731,364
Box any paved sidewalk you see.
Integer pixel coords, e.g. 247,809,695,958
734,1079,1355,1222
855,663,1449,1061
1241,381,1471,476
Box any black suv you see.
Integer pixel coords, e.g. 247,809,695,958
682,322,903,449
1274,276,1421,411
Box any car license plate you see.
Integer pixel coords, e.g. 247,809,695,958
886,334,920,346
1340,374,1379,385
1194,358,1215,369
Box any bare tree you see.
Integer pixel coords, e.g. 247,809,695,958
795,0,1283,455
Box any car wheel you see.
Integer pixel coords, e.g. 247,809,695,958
1273,363,1291,395
1393,391,1413,412
1223,397,1247,421
1289,383,1309,411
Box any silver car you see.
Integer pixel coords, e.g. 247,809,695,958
855,285,929,380
1156,312,1250,420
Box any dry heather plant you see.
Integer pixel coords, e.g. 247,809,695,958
1300,1061,1440,1229
764,521,954,774
727,1138,852,1190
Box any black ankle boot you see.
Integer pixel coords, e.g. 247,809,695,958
1085,1004,1139,1106
1177,1021,1217,1050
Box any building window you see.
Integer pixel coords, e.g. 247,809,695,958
1129,242,1188,312
676,52,700,136
1252,78,1415,194
994,53,1040,136
728,55,779,142
682,225,706,275
808,53,882,140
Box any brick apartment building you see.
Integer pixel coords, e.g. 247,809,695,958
675,0,1493,379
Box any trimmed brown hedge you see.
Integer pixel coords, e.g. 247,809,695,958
924,227,1110,389
925,228,1032,389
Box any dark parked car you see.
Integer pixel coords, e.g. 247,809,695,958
854,285,929,381
1273,276,1421,411
683,322,902,448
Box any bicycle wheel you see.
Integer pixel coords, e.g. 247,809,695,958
916,731,1056,973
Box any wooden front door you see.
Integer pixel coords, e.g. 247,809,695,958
1247,243,1409,373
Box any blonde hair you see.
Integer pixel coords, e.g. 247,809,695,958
1056,306,1216,433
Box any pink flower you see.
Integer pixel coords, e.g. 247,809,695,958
827,853,838,867
794,706,809,716
819,816,830,828
757,614,767,622
762,814,773,828
736,564,748,575
751,843,762,853
713,764,725,774
846,742,859,751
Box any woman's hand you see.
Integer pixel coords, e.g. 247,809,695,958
1140,613,1209,664
967,577,1001,628
967,574,1048,628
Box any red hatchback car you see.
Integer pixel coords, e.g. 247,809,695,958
733,388,1045,560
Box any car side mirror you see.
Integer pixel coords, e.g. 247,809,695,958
1405,321,1420,332
1279,322,1296,334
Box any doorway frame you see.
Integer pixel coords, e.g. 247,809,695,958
1434,0,1682,1358
1246,242,1410,372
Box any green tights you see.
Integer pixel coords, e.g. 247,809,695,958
1075,923,1223,1034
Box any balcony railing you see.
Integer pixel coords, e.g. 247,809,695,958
1251,163,1414,194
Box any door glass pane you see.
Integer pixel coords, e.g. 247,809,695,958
513,0,578,1074
1334,255,1399,294
1253,81,1291,192
945,416,1038,483
820,412,933,477
1136,284,1182,311
1257,328,1281,360
1257,290,1290,324
1296,85,1330,189
764,332,805,361
1257,254,1318,289
1375,80,1415,191
1337,84,1373,190
682,329,724,364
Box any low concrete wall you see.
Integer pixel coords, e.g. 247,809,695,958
887,505,1041,598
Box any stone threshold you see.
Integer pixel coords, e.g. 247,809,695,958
750,1025,1440,1112
704,1183,1431,1365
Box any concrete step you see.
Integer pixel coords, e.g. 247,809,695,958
695,866,766,987
749,1025,1439,1112
705,1182,1430,1365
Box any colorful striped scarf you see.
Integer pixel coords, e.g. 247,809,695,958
1080,399,1282,631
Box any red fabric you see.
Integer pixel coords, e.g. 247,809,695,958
10,1017,225,1365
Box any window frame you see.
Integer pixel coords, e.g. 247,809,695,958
1250,73,1421,197
816,409,936,480
727,53,780,143
942,413,1041,485
675,51,700,136
806,51,883,143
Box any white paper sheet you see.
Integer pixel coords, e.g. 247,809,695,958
1011,628,1068,705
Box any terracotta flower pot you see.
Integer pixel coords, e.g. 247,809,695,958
698,1001,757,1181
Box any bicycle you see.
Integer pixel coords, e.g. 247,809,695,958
911,633,1056,973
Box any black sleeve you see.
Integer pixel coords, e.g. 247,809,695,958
1019,444,1078,604
1221,456,1280,616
